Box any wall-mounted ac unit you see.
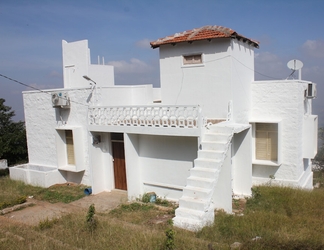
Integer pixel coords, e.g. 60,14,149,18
51,92,70,108
306,83,317,99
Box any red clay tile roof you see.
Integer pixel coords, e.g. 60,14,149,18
150,25,259,49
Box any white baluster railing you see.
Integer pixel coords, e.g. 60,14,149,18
88,105,200,129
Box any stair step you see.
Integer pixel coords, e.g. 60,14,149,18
201,141,228,151
198,150,224,159
173,216,205,231
172,128,234,232
175,207,206,220
194,158,222,169
174,206,214,222
183,185,212,199
187,176,214,189
190,167,219,178
208,125,233,134
179,196,210,211
204,133,231,142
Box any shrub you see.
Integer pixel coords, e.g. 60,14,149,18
141,193,151,203
38,217,59,230
86,204,98,232
164,228,175,250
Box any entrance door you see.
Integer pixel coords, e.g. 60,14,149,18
112,140,127,190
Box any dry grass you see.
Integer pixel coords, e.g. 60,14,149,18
1,174,324,249
198,185,324,249
0,176,85,207
0,212,217,250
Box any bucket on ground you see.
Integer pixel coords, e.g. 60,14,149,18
147,192,156,203
84,187,92,195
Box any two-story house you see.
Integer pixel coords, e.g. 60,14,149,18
10,25,318,230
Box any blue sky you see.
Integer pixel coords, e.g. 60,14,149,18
1,0,324,125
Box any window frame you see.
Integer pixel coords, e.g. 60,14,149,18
251,121,281,166
55,127,85,172
182,53,204,67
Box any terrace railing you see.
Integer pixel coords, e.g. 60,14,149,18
88,105,201,129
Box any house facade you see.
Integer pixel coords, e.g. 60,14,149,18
10,25,318,230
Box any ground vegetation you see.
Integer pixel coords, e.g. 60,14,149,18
1,175,324,249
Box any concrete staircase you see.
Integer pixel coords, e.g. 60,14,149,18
173,124,234,231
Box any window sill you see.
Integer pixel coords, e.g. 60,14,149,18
181,64,205,68
252,160,281,167
58,165,84,172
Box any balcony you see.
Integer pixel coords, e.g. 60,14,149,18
88,105,201,136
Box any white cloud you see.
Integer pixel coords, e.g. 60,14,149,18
135,39,152,49
302,40,324,58
107,58,160,86
108,58,153,74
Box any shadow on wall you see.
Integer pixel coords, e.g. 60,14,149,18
59,170,84,184
139,135,198,161
55,108,71,124
252,165,279,178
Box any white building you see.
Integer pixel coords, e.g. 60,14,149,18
10,25,318,230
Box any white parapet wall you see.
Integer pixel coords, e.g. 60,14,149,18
251,80,316,188
10,164,66,188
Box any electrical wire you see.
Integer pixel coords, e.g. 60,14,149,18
0,73,47,92
200,54,283,80
230,56,281,80
1,52,288,110
0,73,88,107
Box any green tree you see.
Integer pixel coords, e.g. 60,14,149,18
0,98,28,166
313,127,324,171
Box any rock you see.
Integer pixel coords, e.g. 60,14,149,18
230,242,242,249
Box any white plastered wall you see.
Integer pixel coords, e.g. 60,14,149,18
139,135,198,200
251,80,315,188
23,88,92,185
90,132,114,194
232,128,252,196
23,92,58,167
62,40,114,89
89,132,198,200
230,40,255,123
97,85,154,106
159,39,232,119
124,133,142,199
158,39,255,121
212,148,232,212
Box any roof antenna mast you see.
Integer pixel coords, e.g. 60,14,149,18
287,59,303,80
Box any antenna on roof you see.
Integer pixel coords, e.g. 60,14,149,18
287,59,303,80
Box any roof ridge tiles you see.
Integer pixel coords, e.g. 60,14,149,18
150,25,259,49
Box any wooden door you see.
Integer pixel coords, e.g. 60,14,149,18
112,141,127,190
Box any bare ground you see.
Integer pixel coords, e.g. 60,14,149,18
1,190,128,226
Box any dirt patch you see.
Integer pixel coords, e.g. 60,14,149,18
1,190,127,226
232,198,247,215
149,214,173,225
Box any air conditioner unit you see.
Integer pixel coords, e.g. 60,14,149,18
51,92,70,108
306,83,317,99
